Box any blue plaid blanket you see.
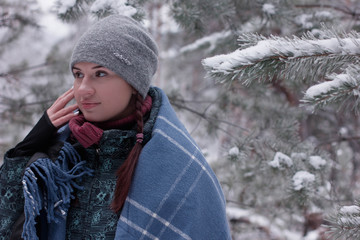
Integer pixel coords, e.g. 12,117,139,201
115,88,231,239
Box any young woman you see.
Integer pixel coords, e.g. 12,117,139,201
0,15,231,240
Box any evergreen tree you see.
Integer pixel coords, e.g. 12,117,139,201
194,0,360,239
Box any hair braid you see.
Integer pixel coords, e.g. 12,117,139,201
135,93,144,137
111,93,144,212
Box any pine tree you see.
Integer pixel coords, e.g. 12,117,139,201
192,1,360,239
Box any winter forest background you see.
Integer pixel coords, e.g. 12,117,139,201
2,0,360,239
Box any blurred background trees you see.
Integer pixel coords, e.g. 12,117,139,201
2,0,360,239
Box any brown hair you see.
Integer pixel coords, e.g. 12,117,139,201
111,93,144,212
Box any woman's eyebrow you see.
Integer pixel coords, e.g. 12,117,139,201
92,65,104,69
72,65,104,71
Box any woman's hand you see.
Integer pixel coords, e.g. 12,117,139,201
47,88,79,128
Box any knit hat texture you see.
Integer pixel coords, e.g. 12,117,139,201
70,15,158,98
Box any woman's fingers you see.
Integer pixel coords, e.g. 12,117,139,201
51,104,79,128
50,102,78,121
47,88,79,128
49,88,76,112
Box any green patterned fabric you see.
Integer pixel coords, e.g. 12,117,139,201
0,153,29,239
66,130,135,239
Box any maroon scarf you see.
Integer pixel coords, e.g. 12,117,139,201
69,95,152,148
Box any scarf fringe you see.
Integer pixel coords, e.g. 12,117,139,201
22,142,93,240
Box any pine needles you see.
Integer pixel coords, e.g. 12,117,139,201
203,31,360,112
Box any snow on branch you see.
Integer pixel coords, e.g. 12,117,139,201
90,0,137,17
55,0,137,21
292,171,315,191
301,64,360,111
57,0,77,15
180,30,232,54
162,30,233,59
202,32,360,85
327,202,360,239
227,206,309,239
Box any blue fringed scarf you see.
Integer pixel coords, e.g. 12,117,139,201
22,142,93,240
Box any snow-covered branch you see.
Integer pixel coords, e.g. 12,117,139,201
202,33,360,86
180,30,232,54
327,203,360,239
227,206,323,240
55,0,138,21
301,64,360,111
294,4,359,17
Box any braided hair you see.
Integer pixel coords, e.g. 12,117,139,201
111,92,144,212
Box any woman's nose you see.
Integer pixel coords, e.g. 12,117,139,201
77,76,95,96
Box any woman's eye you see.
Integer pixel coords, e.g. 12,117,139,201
96,71,107,77
73,72,84,78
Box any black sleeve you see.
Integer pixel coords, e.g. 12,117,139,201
10,111,58,157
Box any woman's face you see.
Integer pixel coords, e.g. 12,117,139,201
73,62,135,122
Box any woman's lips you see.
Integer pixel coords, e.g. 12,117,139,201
81,102,100,110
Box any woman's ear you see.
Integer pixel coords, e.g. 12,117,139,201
132,87,137,95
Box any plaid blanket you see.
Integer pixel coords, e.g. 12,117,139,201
116,88,231,239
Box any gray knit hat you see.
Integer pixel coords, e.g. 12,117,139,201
70,15,158,98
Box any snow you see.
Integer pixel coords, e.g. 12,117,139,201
336,148,344,156
57,0,77,14
339,127,348,135
39,0,137,17
268,152,293,169
309,156,326,170
39,15,71,40
37,0,54,11
262,4,276,15
228,146,240,156
227,207,271,227
295,14,313,29
158,5,180,34
90,0,137,16
292,171,315,191
37,0,71,40
315,11,332,19
161,30,232,60
304,74,353,99
227,206,250,219
202,37,360,77
339,216,360,225
340,205,360,215
303,230,320,240
227,207,303,240
181,31,232,53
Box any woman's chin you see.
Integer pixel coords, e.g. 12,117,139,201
82,114,104,123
